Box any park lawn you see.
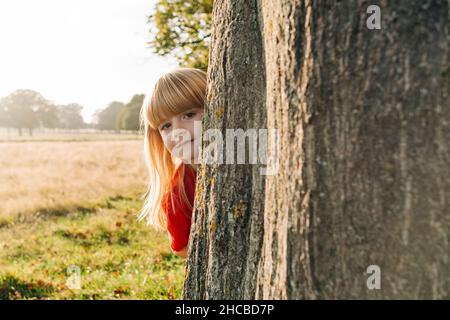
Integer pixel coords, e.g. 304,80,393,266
0,140,148,222
0,193,185,300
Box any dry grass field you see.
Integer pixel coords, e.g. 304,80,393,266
0,138,146,224
0,135,184,299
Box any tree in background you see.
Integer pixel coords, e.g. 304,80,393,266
57,103,85,129
92,101,125,131
117,94,145,131
0,90,47,136
147,0,213,70
36,103,60,129
0,90,87,133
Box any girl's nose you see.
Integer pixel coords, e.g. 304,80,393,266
172,119,182,130
171,116,185,130
170,123,190,142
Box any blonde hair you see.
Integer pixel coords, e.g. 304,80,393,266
137,67,207,229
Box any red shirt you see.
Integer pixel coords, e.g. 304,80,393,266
161,164,197,252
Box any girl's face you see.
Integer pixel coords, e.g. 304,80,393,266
158,107,204,165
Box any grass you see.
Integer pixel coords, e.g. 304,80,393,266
0,139,148,221
0,193,186,300
0,136,185,299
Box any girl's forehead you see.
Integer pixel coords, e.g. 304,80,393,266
147,85,204,128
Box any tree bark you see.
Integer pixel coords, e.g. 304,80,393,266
184,0,450,299
183,0,267,299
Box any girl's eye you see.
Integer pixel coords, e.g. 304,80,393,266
160,123,170,130
183,112,195,119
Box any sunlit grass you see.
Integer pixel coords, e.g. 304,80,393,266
0,136,185,300
0,195,185,300
0,139,147,223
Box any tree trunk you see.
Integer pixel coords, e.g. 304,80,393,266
183,0,267,299
185,0,450,299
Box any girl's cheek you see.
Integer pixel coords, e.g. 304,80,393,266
193,120,203,140
161,134,171,149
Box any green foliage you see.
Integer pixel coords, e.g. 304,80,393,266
0,90,45,132
36,104,60,129
117,94,145,131
57,103,85,129
147,0,213,70
93,101,125,131
0,90,87,132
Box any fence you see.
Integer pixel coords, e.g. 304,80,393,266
0,127,143,136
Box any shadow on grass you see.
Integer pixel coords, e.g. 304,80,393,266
53,227,133,248
146,251,184,273
0,205,98,230
0,274,54,300
0,193,140,230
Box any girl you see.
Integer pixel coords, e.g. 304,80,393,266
138,68,206,259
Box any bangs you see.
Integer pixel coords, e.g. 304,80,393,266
145,70,206,130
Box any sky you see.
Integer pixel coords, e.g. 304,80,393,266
0,0,178,123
